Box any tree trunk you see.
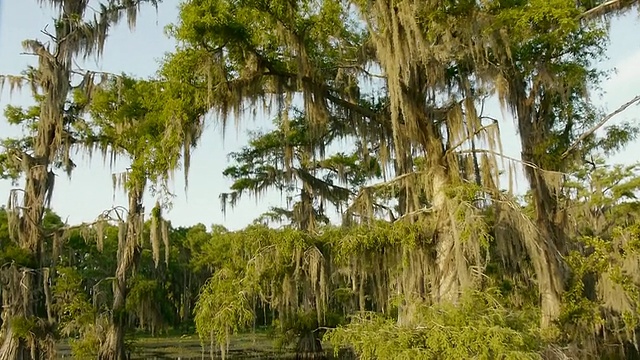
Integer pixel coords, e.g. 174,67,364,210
0,268,55,360
99,183,144,360
295,331,324,360
0,162,56,360
521,153,565,328
516,90,566,329
432,170,460,303
0,269,40,360
100,323,127,360
0,326,32,360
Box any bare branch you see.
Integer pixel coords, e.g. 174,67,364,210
446,122,499,153
395,206,433,222
459,149,567,175
333,64,386,79
40,24,57,41
561,94,640,159
580,0,639,20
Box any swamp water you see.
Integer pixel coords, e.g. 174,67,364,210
56,334,345,359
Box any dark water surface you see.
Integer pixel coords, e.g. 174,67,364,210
57,334,327,359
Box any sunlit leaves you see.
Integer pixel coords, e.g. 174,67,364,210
564,159,640,233
194,268,255,351
326,290,544,360
88,75,203,192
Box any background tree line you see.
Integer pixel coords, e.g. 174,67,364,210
2,0,640,359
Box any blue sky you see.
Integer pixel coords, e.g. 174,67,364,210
1,1,639,230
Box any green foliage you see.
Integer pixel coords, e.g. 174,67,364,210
69,333,102,359
90,76,190,190
272,310,343,351
552,160,640,355
564,159,640,235
490,0,606,65
562,226,640,352
126,276,169,334
194,268,255,348
221,114,380,230
10,316,39,341
169,0,361,76
326,290,544,360
0,209,37,267
180,223,216,273
53,266,100,357
3,104,40,127
53,267,96,335
0,244,37,268
332,220,434,260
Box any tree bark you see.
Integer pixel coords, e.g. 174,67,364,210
0,269,41,360
432,170,460,303
0,326,32,360
521,153,565,328
98,183,144,360
515,89,566,329
0,160,57,360
295,331,324,360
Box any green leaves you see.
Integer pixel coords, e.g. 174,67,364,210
326,290,544,360
220,113,380,229
164,0,369,134
194,268,255,349
88,75,204,192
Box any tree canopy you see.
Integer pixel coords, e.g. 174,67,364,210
2,0,640,359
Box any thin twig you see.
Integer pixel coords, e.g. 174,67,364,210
459,149,568,175
394,206,433,222
446,122,499,153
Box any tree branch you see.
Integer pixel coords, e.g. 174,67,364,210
580,0,639,20
459,149,567,175
561,94,640,159
446,122,499,153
